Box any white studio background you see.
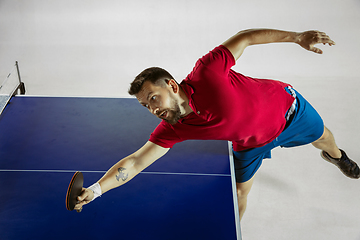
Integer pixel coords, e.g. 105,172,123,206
1,1,359,240
0,0,359,97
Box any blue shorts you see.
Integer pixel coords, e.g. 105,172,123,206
233,87,324,183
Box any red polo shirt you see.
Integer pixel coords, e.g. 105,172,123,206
149,45,295,152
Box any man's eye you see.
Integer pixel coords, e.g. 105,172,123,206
151,96,156,100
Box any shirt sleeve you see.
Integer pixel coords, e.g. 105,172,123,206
198,45,236,76
148,121,183,148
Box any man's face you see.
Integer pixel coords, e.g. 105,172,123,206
136,80,182,125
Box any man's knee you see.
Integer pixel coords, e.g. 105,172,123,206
236,176,255,200
313,126,328,143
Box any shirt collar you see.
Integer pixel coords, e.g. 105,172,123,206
178,81,201,123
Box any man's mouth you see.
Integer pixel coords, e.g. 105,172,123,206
159,110,167,118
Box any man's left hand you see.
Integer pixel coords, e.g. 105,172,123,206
296,30,336,54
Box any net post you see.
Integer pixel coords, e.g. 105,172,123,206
15,61,25,95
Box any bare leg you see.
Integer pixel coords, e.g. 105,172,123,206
312,126,341,158
236,174,256,220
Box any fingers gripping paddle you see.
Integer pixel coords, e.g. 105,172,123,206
66,171,84,212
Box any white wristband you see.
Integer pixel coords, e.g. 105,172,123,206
88,182,102,201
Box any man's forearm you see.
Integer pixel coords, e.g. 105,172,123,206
74,154,144,210
75,142,169,210
223,28,335,60
98,155,140,194
97,141,169,194
223,28,299,60
239,29,298,46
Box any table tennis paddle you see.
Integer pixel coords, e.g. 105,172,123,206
66,171,84,212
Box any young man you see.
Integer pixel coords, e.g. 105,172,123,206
75,29,359,220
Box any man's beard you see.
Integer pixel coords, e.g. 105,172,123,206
163,99,182,125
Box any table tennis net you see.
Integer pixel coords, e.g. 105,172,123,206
0,62,25,115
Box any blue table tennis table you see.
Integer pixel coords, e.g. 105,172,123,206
0,65,242,239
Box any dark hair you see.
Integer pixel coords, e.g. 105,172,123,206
128,67,175,95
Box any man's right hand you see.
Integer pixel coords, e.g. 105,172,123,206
74,187,94,211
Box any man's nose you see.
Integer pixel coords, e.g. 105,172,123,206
150,106,160,115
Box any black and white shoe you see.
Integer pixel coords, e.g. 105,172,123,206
321,149,360,179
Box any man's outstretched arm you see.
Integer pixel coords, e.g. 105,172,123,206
75,141,169,210
222,29,336,60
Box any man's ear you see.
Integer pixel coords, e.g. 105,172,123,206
166,79,179,94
